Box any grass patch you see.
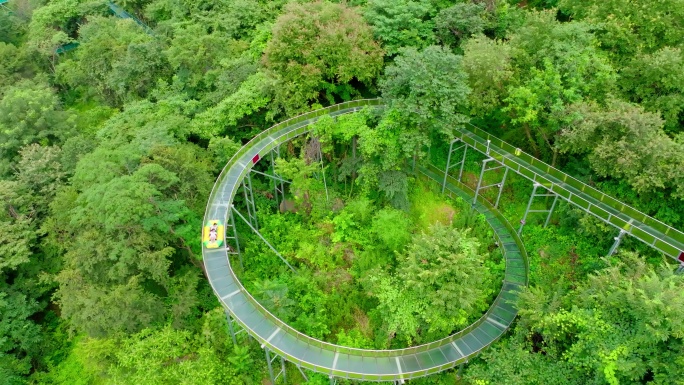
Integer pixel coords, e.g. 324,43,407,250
409,178,458,232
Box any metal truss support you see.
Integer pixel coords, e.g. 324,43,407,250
241,173,258,230
545,194,559,228
676,262,684,275
249,169,290,186
315,144,330,202
227,207,242,269
264,347,286,384
231,207,297,273
294,364,308,382
472,158,507,208
495,168,509,209
270,146,286,207
518,183,558,235
225,309,246,346
607,229,628,257
443,139,468,193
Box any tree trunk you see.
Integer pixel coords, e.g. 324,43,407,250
523,123,541,158
351,135,357,184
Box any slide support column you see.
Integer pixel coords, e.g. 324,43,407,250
242,173,258,230
227,207,242,269
519,183,558,235
318,145,329,202
494,167,509,209
472,158,490,207
264,347,286,384
442,139,467,193
607,229,627,256
225,309,246,345
544,195,559,228
519,183,539,235
270,145,286,207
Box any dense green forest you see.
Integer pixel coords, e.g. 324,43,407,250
1,0,684,383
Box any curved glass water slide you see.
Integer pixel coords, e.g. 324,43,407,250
203,100,528,381
454,125,684,260
203,98,684,381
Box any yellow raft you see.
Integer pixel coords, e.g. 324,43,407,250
203,220,224,248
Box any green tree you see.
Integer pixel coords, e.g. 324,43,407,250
465,340,584,385
264,1,384,114
0,292,42,382
479,10,616,162
558,0,684,61
163,22,251,98
275,155,321,207
434,2,487,47
363,0,436,55
620,47,684,134
556,99,684,198
380,45,471,146
26,0,82,71
0,144,66,382
371,207,412,252
397,224,492,337
0,43,36,93
40,309,253,384
193,72,274,140
14,144,66,215
56,16,169,106
367,224,492,344
0,79,75,172
45,102,213,336
461,34,513,117
0,177,40,275
146,0,271,41
467,253,684,384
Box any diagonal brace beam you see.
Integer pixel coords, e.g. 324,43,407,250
231,206,296,273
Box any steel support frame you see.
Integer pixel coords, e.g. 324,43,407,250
518,183,559,235
676,263,684,275
264,347,286,384
227,311,289,385
314,142,330,202
231,207,297,273
607,229,627,257
270,146,287,206
225,309,247,345
442,139,468,193
294,364,308,382
241,173,258,230
227,207,242,269
250,169,290,186
472,158,508,208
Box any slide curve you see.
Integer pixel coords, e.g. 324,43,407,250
202,100,528,381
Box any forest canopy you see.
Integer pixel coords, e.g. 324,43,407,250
1,0,683,384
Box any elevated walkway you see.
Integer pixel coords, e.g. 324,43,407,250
106,1,153,34
55,2,152,55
